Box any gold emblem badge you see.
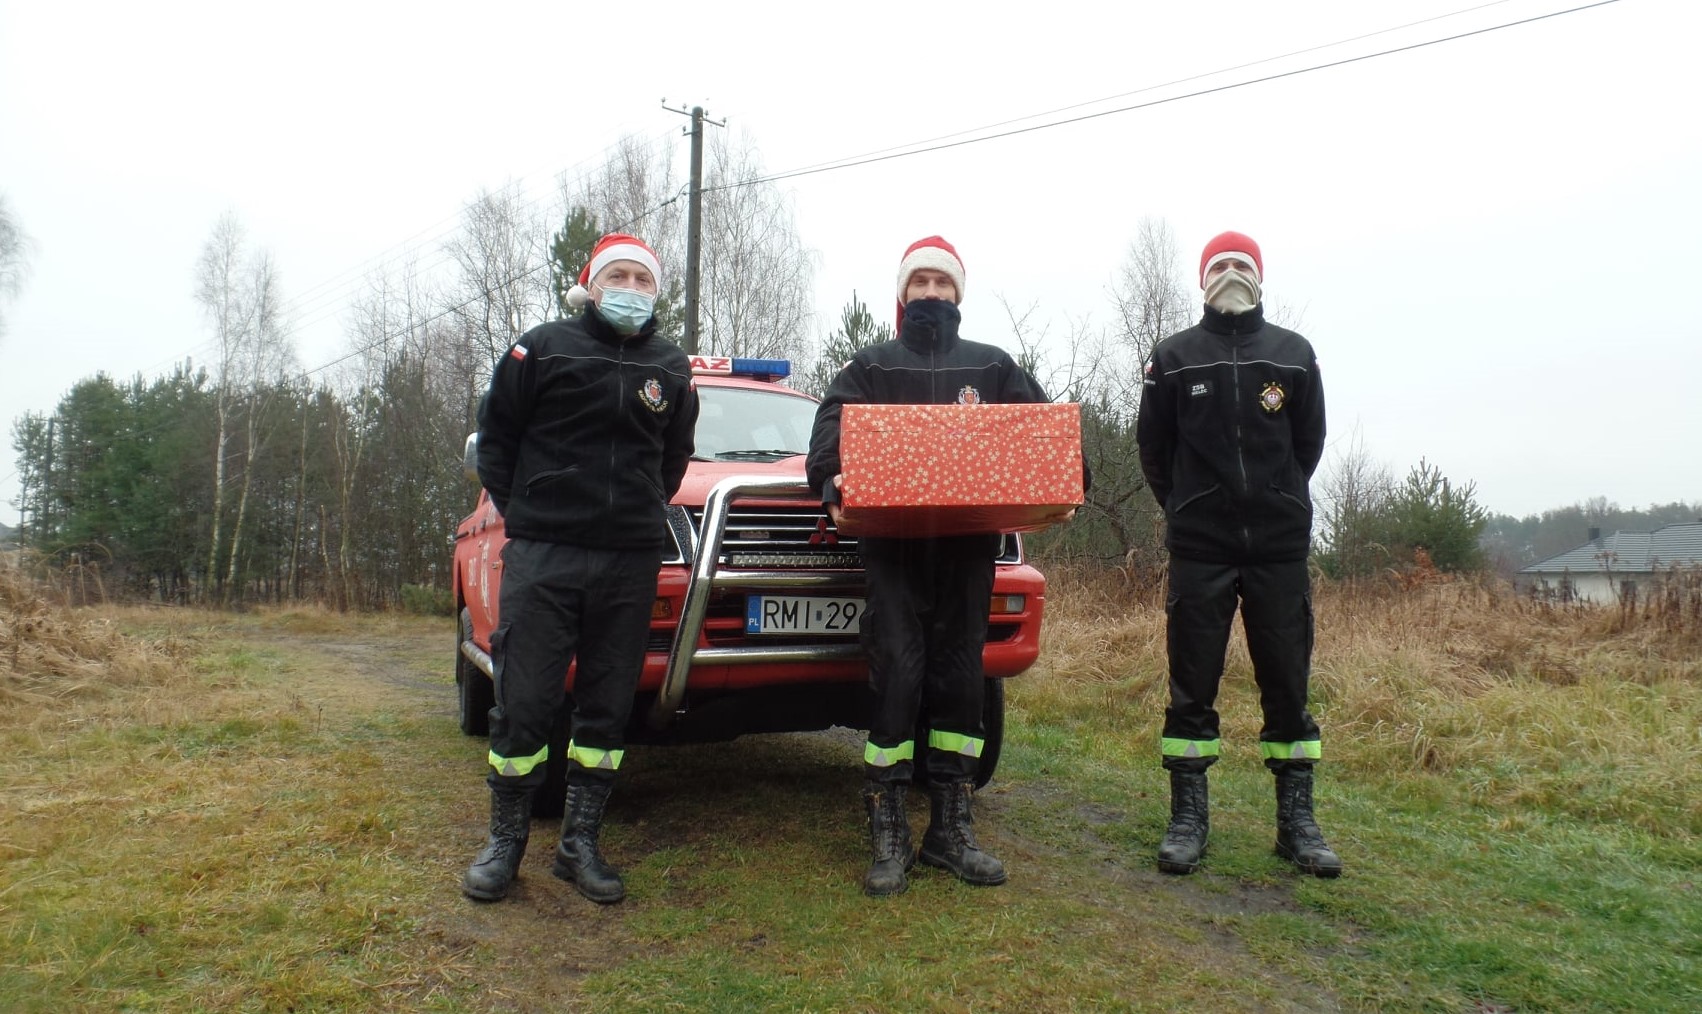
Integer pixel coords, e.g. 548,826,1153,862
1259,381,1285,413
638,378,669,412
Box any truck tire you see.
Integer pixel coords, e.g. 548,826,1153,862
913,677,1005,791
456,607,493,737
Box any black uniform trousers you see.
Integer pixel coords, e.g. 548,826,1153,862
1163,555,1320,774
486,537,662,790
860,533,1000,785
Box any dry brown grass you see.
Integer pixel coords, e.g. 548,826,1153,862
1038,562,1699,695
4,562,1698,1010
1028,562,1702,836
0,557,190,711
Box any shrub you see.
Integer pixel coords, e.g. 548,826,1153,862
398,583,454,617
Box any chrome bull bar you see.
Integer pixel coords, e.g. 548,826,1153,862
646,475,866,730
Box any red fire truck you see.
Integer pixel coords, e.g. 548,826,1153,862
452,356,1049,816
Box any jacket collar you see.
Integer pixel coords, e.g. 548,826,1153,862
1200,302,1265,337
897,303,962,353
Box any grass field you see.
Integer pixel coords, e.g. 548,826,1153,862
2,563,1698,1012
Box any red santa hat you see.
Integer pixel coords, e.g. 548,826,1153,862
894,235,966,324
1198,230,1263,287
564,233,663,309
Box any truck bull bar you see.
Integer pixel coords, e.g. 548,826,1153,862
646,475,866,730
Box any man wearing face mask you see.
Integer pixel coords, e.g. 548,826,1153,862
1135,231,1341,879
463,232,698,905
808,235,1084,896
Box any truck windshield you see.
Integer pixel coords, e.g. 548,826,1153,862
694,386,817,462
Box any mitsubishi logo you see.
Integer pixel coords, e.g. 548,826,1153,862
808,516,838,546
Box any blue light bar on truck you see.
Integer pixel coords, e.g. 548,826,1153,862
688,355,792,380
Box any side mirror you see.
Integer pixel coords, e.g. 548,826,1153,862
462,433,479,482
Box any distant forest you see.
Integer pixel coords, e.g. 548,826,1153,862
1481,499,1702,575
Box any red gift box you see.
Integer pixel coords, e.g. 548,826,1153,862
837,403,1084,537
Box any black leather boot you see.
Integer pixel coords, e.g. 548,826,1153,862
462,785,533,901
1157,769,1209,874
1275,766,1343,878
860,781,915,897
919,781,1007,886
551,782,626,903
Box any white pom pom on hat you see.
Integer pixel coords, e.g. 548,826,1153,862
567,232,662,308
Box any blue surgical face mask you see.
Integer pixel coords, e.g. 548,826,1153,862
595,286,656,334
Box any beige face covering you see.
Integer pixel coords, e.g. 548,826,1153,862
1204,267,1261,314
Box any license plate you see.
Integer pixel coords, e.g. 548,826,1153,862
745,595,864,635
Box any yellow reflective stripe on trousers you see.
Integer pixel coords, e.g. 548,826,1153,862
567,740,624,771
927,730,985,758
864,740,915,767
1161,737,1221,759
1260,740,1322,761
488,743,550,778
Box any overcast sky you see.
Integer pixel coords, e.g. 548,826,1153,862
2,0,1697,522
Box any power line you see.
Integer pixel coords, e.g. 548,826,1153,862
288,187,692,382
9,0,1621,451
706,0,1621,194
118,0,1622,394
0,191,688,506
739,0,1524,186
280,125,686,337
109,127,687,389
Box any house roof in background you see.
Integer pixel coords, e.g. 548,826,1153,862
1521,522,1702,574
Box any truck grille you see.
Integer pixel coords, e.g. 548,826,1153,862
684,505,1022,568
687,505,861,568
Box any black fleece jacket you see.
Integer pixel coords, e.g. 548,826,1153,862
476,308,698,548
806,299,1088,504
1136,303,1325,563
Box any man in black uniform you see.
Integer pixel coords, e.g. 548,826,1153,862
462,232,698,904
1136,230,1341,878
808,236,1079,896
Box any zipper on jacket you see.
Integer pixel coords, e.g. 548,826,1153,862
610,342,624,511
1232,345,1252,550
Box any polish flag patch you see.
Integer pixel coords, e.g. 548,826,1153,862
509,344,528,361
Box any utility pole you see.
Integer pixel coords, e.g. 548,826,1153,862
684,106,705,356
663,101,723,355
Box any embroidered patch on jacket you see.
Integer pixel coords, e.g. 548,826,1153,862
1259,381,1286,413
956,385,982,405
1189,381,1211,398
638,378,669,413
508,344,528,361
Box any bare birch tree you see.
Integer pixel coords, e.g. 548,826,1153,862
1113,217,1194,367
194,212,290,603
1314,429,1394,579
220,252,295,604
444,186,552,373
0,193,31,337
326,277,401,611
698,130,816,360
570,133,684,257
562,129,816,359
1069,218,1196,566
